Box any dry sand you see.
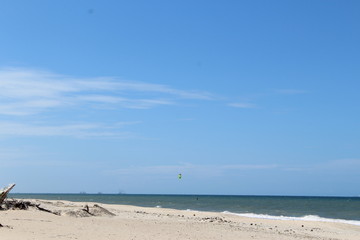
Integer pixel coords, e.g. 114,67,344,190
1,199,359,240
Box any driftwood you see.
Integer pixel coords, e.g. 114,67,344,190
35,204,60,215
82,205,94,216
0,184,15,228
1,199,32,210
0,199,60,215
0,184,15,205
0,184,61,228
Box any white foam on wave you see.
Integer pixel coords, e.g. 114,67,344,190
222,211,360,226
186,209,199,212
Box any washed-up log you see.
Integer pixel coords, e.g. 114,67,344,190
0,184,15,205
1,198,60,215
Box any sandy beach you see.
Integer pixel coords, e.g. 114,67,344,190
0,199,359,240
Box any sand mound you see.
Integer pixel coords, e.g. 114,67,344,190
62,204,116,217
90,204,116,217
63,209,92,217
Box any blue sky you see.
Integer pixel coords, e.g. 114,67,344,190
0,0,359,196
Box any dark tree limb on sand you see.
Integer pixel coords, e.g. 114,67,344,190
35,204,60,215
82,205,94,216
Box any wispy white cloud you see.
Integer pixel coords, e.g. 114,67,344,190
0,159,83,168
318,158,360,170
227,88,307,109
228,102,257,108
107,159,360,179
281,159,360,172
0,121,139,138
0,146,103,167
0,67,216,138
0,67,213,116
0,147,29,160
76,95,174,109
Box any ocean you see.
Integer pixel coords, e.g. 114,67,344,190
9,194,360,226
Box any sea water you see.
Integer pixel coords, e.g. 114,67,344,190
9,194,360,225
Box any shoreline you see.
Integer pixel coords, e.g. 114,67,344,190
10,194,360,223
0,199,359,239
9,194,360,226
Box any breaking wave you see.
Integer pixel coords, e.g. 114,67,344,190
222,211,360,226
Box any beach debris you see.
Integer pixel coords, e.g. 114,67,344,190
201,217,228,223
1,199,32,210
82,204,94,216
1,194,115,218
135,210,148,214
35,204,60,215
0,184,16,205
0,223,12,229
1,198,60,215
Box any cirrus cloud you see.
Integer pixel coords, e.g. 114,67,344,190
0,67,214,116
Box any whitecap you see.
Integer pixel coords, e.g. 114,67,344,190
222,211,360,226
